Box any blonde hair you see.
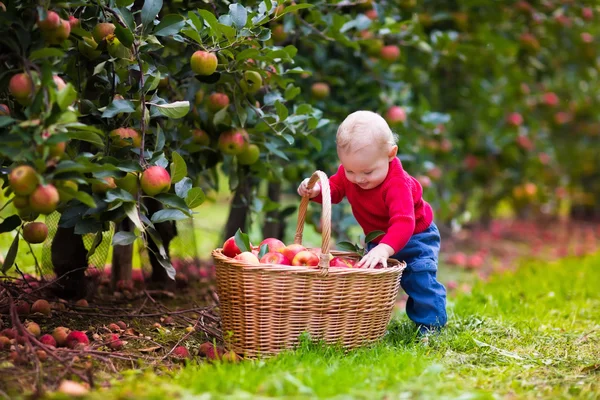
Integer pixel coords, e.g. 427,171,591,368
336,110,397,153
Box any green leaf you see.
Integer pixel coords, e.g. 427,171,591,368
154,14,186,36
229,4,248,29
112,231,138,246
213,106,231,127
175,177,192,198
124,203,145,232
141,0,164,31
0,215,21,233
170,151,187,184
74,219,102,235
258,244,268,259
274,100,288,121
235,48,260,61
57,83,77,111
154,193,191,214
105,189,135,203
102,99,136,118
234,228,251,253
151,209,189,224
284,85,301,101
181,27,202,44
155,253,176,280
281,4,313,15
337,241,359,253
365,230,385,243
185,187,205,208
116,0,134,6
115,23,134,48
66,131,104,148
86,231,104,260
30,48,65,60
2,235,19,273
0,116,15,128
152,101,190,119
198,9,222,39
93,61,107,76
74,191,97,209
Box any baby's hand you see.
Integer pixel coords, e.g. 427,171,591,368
297,178,321,198
357,243,395,269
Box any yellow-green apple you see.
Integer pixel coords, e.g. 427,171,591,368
380,45,400,62
36,10,61,31
92,177,117,194
56,180,78,203
0,104,9,116
207,92,230,112
237,144,260,165
272,24,287,42
292,250,319,267
78,36,101,60
110,127,141,148
234,251,260,265
9,165,39,196
107,35,132,59
260,251,291,265
282,243,307,263
311,82,330,99
115,173,139,196
9,73,35,105
29,184,60,214
222,236,247,258
13,195,29,209
140,166,171,196
194,89,205,105
385,106,406,125
93,22,115,43
329,257,357,268
191,129,210,146
22,222,48,244
259,238,286,253
218,129,249,155
190,50,218,75
239,70,263,94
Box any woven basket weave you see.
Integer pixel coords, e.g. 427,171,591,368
212,171,406,358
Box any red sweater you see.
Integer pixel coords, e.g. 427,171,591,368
313,157,434,253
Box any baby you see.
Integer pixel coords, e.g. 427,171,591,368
297,110,447,333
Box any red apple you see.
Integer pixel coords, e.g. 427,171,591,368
191,129,210,146
380,45,400,62
36,10,61,31
282,243,307,263
582,7,593,21
260,251,291,265
140,166,171,196
190,51,218,75
93,22,115,43
506,112,523,127
9,73,36,105
0,103,9,116
311,82,330,99
385,106,407,125
292,250,319,267
329,257,356,268
272,24,287,42
259,238,286,253
22,222,48,244
542,92,559,107
9,165,39,196
222,236,246,258
91,177,117,194
218,129,249,155
207,92,230,112
29,184,60,214
45,18,71,45
234,251,260,265
68,15,80,29
110,127,141,148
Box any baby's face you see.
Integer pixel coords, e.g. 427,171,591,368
338,144,395,190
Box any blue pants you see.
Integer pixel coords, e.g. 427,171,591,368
368,222,447,330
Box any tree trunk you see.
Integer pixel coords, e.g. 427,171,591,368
111,219,133,290
51,226,92,299
223,175,252,241
262,181,286,240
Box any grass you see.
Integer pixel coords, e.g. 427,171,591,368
46,252,600,399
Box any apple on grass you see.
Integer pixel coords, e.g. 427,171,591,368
259,252,291,266
282,244,307,263
292,250,320,267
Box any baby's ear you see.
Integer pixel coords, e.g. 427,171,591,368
388,145,398,161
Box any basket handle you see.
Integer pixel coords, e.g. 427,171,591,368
294,170,332,272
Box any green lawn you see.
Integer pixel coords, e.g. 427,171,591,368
47,252,599,399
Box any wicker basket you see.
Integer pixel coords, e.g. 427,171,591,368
212,171,406,358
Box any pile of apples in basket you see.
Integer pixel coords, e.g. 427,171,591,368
220,230,357,268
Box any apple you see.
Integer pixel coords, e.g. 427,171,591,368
36,10,61,31
13,195,29,209
385,106,407,125
93,22,115,43
292,250,319,267
207,92,230,112
110,127,141,148
542,92,559,107
107,36,132,59
380,45,400,62
78,36,101,60
68,15,80,28
9,165,39,196
234,251,260,265
516,135,534,151
92,177,117,194
222,236,244,258
29,184,60,214
329,257,356,268
554,111,572,125
365,9,377,20
519,33,540,52
272,24,287,42
194,89,205,105
22,222,48,244
463,154,479,171
239,70,263,94
237,144,260,165
218,129,249,155
9,73,35,105
506,112,523,127
0,103,9,116
416,175,432,189
582,7,593,21
115,173,138,196
191,129,210,146
260,251,291,265
45,18,71,45
140,166,171,196
581,32,594,44
259,238,286,253
190,51,218,75
311,82,330,99
282,243,307,263
56,180,78,203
